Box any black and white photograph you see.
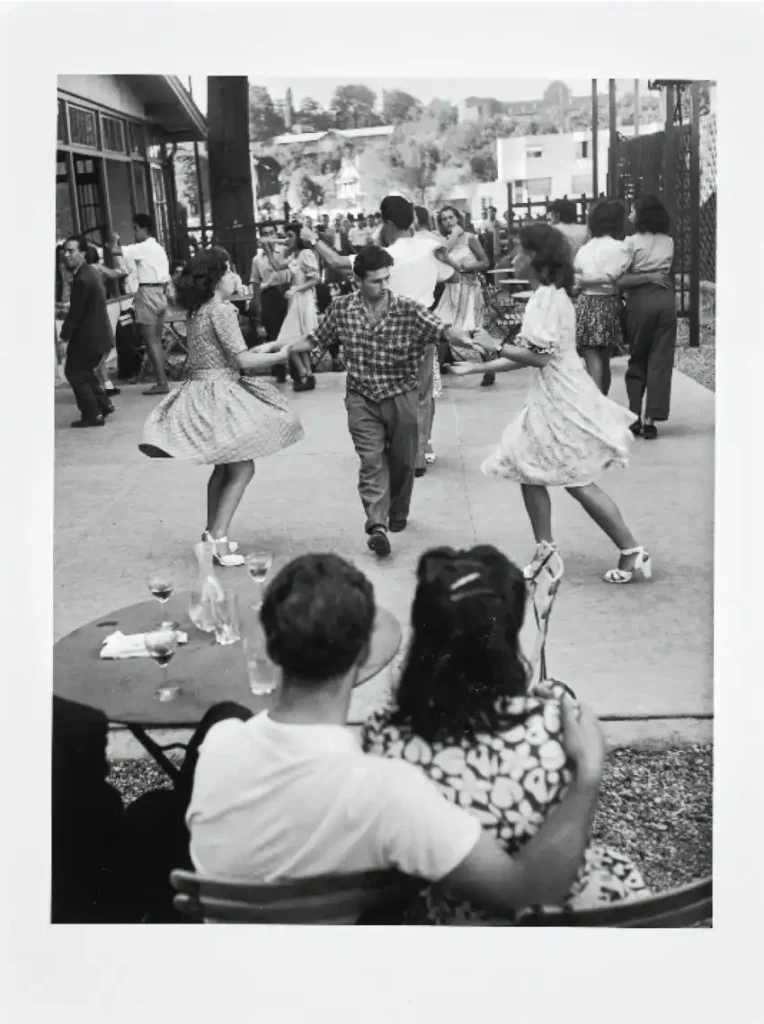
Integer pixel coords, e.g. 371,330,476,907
4,0,762,1019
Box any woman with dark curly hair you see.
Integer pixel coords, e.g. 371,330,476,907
362,544,648,924
574,200,631,395
620,195,677,439
139,247,311,565
451,223,651,585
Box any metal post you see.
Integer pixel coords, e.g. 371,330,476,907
608,79,618,197
187,77,208,247
506,181,513,247
689,82,701,348
591,79,599,198
634,79,640,137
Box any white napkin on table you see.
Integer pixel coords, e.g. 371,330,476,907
100,630,189,659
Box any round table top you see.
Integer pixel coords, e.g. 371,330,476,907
53,591,402,728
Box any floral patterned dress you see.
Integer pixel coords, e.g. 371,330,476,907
481,285,637,487
140,299,304,464
361,687,648,924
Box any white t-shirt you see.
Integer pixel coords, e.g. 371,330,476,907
187,711,481,884
122,236,170,285
574,235,632,295
386,234,454,308
349,226,373,249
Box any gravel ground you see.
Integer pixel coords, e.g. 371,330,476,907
675,317,716,391
108,744,712,894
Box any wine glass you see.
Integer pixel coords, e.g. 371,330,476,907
211,591,241,647
145,628,180,702
245,551,273,608
147,568,175,628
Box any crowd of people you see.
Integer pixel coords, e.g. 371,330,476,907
53,190,680,922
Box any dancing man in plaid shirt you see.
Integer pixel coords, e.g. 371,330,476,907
303,246,482,557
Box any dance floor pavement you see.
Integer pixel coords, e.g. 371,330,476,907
54,361,714,749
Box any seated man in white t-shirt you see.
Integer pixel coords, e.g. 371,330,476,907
187,552,606,916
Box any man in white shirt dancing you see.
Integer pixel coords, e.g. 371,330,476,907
109,214,170,395
187,552,606,916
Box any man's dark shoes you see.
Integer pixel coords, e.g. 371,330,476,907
71,417,105,428
389,520,407,534
306,375,316,390
642,423,658,440
414,467,426,478
105,386,121,396
102,403,115,417
367,527,391,557
629,418,642,437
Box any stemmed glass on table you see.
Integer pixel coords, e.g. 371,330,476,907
147,568,177,629
145,628,180,702
245,551,274,609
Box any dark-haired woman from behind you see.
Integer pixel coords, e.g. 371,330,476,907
362,545,648,924
139,247,310,565
574,200,632,395
621,195,677,440
452,223,651,585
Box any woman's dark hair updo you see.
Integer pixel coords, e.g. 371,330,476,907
174,246,231,312
389,545,531,744
519,222,575,296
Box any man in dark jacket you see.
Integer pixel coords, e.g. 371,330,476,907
59,236,115,427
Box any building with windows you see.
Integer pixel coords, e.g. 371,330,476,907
56,75,207,261
496,124,662,205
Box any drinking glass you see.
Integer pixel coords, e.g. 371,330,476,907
211,591,241,646
145,628,180,702
245,551,274,608
147,568,176,629
243,631,279,696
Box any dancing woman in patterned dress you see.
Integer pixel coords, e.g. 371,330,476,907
139,248,310,566
451,223,652,585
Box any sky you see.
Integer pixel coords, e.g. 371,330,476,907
188,77,649,115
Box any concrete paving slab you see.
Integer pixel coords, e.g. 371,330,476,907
55,360,714,750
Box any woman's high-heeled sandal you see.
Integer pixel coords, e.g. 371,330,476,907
523,541,563,582
209,535,245,568
203,530,238,553
604,546,653,584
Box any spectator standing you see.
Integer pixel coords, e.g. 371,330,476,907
85,244,128,397
276,223,321,392
547,198,588,258
109,214,170,396
58,236,116,427
249,222,291,382
349,214,373,251
479,205,502,269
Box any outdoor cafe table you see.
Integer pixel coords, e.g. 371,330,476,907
53,589,402,783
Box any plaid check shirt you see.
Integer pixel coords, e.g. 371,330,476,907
308,291,448,402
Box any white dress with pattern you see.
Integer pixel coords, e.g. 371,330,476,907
140,300,304,464
481,285,637,487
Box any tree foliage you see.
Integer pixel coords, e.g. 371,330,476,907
382,89,422,124
329,84,381,129
248,84,286,141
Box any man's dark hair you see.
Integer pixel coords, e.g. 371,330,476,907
257,219,277,234
414,205,430,229
633,194,671,235
85,244,101,264
353,244,394,280
133,213,156,234
380,195,414,231
587,199,626,239
65,235,88,253
549,199,577,224
487,205,497,214
261,553,375,683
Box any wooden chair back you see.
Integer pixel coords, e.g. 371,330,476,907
170,868,420,925
516,877,712,927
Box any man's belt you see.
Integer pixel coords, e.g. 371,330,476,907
139,282,166,288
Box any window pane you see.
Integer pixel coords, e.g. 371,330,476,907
128,122,146,156
69,105,98,148
56,152,74,240
572,173,593,195
526,177,552,195
57,100,67,143
74,155,105,245
151,166,166,202
102,115,126,154
132,163,149,216
106,160,134,245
